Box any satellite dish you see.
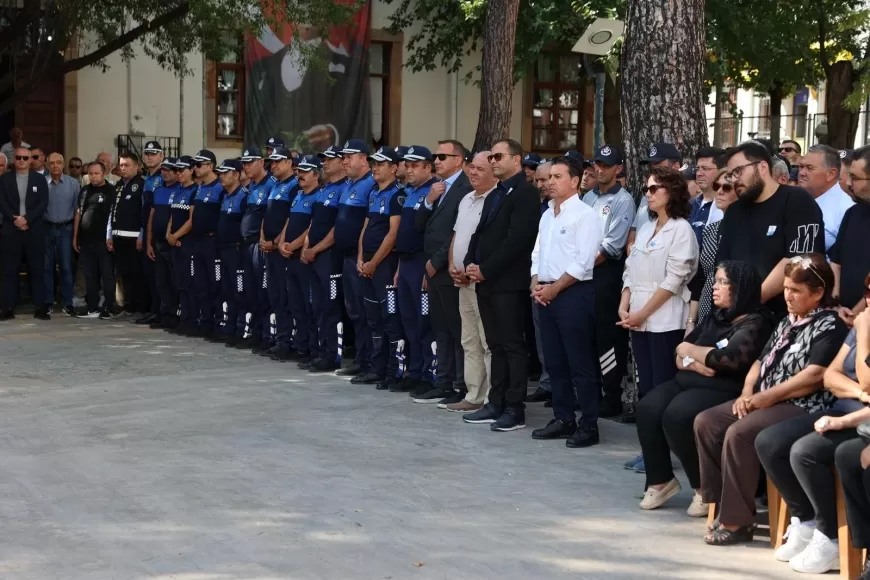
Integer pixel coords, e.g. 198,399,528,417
572,18,625,56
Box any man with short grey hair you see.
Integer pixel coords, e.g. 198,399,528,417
0,152,7,176
82,152,119,185
771,156,790,184
44,152,80,316
799,144,854,250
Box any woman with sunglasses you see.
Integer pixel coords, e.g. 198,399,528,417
619,166,698,400
754,272,870,573
695,254,848,545
688,168,739,327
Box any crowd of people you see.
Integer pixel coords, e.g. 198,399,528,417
2,125,870,576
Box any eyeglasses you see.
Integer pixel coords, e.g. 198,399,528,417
778,147,797,154
434,153,460,161
712,182,734,193
488,153,514,162
789,255,826,288
15,155,30,161
725,161,760,183
640,184,666,195
712,278,731,287
848,173,870,182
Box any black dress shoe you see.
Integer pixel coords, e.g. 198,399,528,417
388,378,412,393
599,399,623,418
413,385,456,404
308,358,341,373
336,363,363,376
252,342,273,355
566,425,600,448
376,377,400,391
135,314,156,325
224,336,240,347
0,310,14,321
297,355,317,369
525,387,552,403
350,372,382,384
33,308,51,321
268,345,292,361
532,419,577,440
544,400,552,408
149,319,165,329
235,337,258,350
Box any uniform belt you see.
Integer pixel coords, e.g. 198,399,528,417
539,279,593,285
45,219,73,227
398,251,425,261
112,229,139,238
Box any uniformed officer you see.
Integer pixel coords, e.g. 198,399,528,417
335,139,377,377
393,145,438,392
280,154,322,366
352,146,404,386
303,146,345,373
239,146,275,352
188,149,224,338
138,140,165,325
522,152,542,183
147,156,180,329
395,145,409,186
213,159,248,345
260,146,299,361
583,145,635,419
107,151,147,316
165,156,198,334
264,136,285,175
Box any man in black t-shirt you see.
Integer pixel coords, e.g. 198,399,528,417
73,161,116,319
717,142,825,318
831,144,870,324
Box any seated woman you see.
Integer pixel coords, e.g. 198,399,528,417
835,439,870,580
694,254,849,545
755,273,870,573
637,261,773,514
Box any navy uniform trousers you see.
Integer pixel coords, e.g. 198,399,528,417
172,239,196,327
343,254,371,370
538,282,599,428
286,257,316,357
154,240,176,322
594,259,629,407
362,254,401,379
397,254,435,381
219,244,246,338
311,249,342,363
143,246,160,317
242,241,271,344
266,250,291,347
192,236,222,332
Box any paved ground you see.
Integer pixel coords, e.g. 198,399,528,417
0,315,805,580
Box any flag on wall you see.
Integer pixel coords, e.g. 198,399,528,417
245,0,372,152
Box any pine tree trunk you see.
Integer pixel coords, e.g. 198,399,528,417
603,74,623,146
712,83,723,148
619,0,708,196
823,61,860,149
472,0,521,153
769,82,783,147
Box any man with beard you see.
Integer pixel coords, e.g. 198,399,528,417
716,141,824,319
831,144,870,324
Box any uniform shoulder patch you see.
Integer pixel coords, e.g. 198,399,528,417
397,195,406,205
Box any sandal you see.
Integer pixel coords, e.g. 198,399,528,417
703,524,755,546
707,518,720,532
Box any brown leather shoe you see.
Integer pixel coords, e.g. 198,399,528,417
446,400,483,413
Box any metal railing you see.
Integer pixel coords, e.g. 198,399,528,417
116,135,180,160
708,111,869,149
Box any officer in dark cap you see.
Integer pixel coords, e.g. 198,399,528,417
212,159,247,345
352,146,404,386
840,149,855,198
188,149,224,338
165,156,198,334
640,142,682,169
280,154,322,366
564,150,585,164
139,140,165,325
261,146,300,361
681,164,699,199
147,157,181,329
108,151,147,317
395,145,410,186
239,146,275,352
264,136,285,175
335,139,377,377
522,152,542,183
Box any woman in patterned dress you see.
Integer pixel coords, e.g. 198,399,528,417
694,254,849,545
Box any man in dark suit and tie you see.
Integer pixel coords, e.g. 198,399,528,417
414,139,473,404
0,146,50,319
462,139,541,431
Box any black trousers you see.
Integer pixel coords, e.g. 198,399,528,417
114,237,146,313
429,282,464,388
80,241,114,311
1,225,45,310
154,241,176,318
594,259,629,406
478,290,528,410
636,377,736,489
143,246,159,316
755,410,856,539
835,438,870,549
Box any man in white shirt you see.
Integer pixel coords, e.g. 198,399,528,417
799,144,854,251
529,156,604,448
445,151,497,413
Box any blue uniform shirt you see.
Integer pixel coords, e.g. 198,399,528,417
169,184,197,235
263,176,298,240
142,170,164,231
395,177,436,255
334,172,376,253
217,186,247,245
241,175,275,239
308,180,342,247
152,182,179,241
286,188,318,245
362,181,403,254
191,178,224,236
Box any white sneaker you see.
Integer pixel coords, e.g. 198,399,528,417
686,493,708,517
775,518,815,562
789,529,839,574
639,478,681,510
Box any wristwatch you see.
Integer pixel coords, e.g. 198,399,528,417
682,355,695,368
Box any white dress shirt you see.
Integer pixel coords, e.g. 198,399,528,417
424,169,463,210
815,182,854,251
623,217,698,332
531,193,603,283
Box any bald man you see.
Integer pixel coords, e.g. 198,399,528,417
82,152,118,186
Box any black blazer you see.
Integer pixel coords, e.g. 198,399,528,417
0,170,49,229
464,171,540,295
415,171,472,287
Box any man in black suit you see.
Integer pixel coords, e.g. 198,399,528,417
414,139,473,404
0,146,50,319
462,139,541,431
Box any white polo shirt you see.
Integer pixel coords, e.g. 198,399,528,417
815,182,854,251
531,193,603,283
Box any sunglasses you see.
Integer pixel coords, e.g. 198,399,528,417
640,184,666,195
173,167,190,173
15,155,30,161
712,182,735,193
69,164,82,169
789,256,826,289
488,153,513,162
434,153,460,161
778,147,797,153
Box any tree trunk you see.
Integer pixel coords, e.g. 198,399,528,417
472,0,520,153
603,74,622,147
619,0,708,196
769,82,783,147
822,60,860,149
712,83,723,148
